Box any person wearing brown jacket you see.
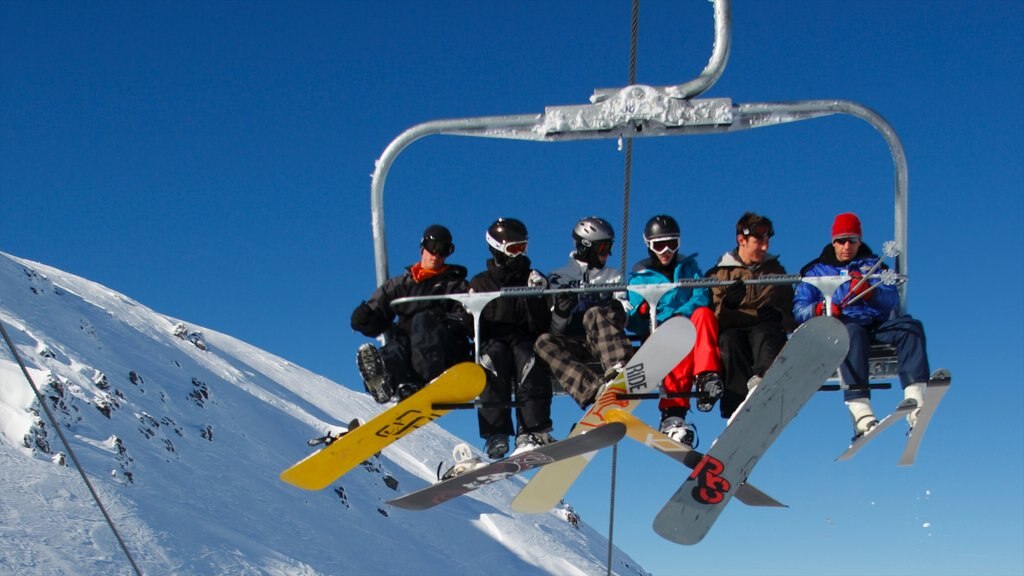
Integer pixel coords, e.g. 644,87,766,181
706,212,796,418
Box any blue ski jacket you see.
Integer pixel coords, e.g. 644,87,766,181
793,243,899,325
626,253,708,335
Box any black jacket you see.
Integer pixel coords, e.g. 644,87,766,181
469,257,550,341
350,263,470,338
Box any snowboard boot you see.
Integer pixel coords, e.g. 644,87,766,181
659,409,698,448
357,343,393,404
439,443,486,480
511,430,556,456
695,371,724,413
746,374,763,393
903,382,926,429
484,434,510,460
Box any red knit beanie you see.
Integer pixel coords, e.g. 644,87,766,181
831,212,862,241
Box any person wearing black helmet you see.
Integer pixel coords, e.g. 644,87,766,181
706,212,796,419
534,216,634,410
350,224,472,404
627,214,724,447
467,218,555,458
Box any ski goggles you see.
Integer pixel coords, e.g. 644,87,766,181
496,241,528,258
741,221,775,240
422,238,455,257
592,240,613,256
646,236,680,255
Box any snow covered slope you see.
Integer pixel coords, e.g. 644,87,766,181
0,252,648,576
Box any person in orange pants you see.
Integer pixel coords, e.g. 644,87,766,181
627,215,724,447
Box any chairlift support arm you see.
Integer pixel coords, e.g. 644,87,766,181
369,0,908,313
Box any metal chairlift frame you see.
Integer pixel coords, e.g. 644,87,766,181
367,0,907,381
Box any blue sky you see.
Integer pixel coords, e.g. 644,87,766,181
2,1,1022,575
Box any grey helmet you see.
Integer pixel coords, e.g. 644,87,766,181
572,216,614,268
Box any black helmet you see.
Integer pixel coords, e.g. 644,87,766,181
572,216,614,268
421,224,454,257
643,215,681,256
486,218,529,260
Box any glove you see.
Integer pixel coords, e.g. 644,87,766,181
637,300,650,317
553,292,578,318
722,280,745,309
351,302,387,337
756,305,783,323
815,301,841,317
528,270,549,289
848,270,874,301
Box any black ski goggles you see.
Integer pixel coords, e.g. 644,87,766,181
422,238,455,257
741,221,774,240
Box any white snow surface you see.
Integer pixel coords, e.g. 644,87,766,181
0,252,648,576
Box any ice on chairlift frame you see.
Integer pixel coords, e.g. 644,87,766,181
368,0,909,332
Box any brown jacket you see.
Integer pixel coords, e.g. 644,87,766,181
706,250,797,332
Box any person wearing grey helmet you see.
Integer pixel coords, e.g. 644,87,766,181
534,216,634,411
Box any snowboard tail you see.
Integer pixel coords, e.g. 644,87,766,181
280,362,486,490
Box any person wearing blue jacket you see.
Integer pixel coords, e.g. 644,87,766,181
794,212,931,441
627,215,724,447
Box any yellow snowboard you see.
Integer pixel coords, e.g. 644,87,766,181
280,362,485,490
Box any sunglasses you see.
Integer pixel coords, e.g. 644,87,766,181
833,236,860,246
742,222,775,240
497,241,527,257
647,236,680,255
423,238,455,257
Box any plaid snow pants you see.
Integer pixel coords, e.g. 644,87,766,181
534,305,634,409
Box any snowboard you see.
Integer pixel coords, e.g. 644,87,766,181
388,422,626,511
604,409,784,508
280,362,486,490
511,315,697,513
899,368,952,466
652,316,849,545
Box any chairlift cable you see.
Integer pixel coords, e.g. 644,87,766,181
608,2,640,574
0,319,144,576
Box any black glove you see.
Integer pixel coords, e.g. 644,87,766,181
756,305,783,324
722,280,745,309
553,292,578,318
351,302,387,337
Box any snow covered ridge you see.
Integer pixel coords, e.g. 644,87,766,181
0,252,648,576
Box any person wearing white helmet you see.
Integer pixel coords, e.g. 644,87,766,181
469,218,555,458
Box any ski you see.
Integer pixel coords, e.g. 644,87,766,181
510,316,696,514
898,368,952,466
835,399,916,461
280,362,486,490
652,316,849,545
387,422,626,511
604,409,784,508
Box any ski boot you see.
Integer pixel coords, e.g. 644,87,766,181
357,343,393,404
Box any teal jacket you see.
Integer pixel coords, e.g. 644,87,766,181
627,253,708,335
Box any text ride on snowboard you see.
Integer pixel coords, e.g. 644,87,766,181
388,422,626,510
510,316,696,514
652,316,850,545
280,362,485,491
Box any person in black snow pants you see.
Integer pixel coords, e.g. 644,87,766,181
469,218,555,459
350,224,472,403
